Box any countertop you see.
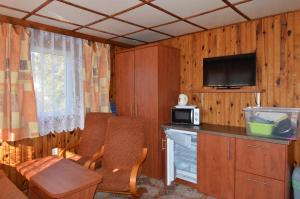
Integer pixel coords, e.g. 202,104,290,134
161,123,291,145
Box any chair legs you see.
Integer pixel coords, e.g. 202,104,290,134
96,187,148,199
132,187,148,198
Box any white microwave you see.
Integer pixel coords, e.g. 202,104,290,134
171,106,200,125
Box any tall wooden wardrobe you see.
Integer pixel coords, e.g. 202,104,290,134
115,44,180,179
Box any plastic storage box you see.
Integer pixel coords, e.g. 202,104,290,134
244,107,300,140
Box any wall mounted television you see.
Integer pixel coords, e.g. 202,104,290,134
203,53,256,88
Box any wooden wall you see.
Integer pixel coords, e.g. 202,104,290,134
161,11,300,126
159,10,300,162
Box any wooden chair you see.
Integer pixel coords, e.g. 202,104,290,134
95,116,148,198
59,112,112,170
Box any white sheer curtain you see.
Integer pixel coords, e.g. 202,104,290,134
30,29,84,135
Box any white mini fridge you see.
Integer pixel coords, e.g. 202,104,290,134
164,129,197,186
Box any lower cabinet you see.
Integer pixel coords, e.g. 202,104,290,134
197,134,291,199
235,138,290,199
235,171,284,199
161,128,293,199
198,133,235,199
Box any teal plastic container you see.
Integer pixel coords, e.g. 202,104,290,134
292,167,300,199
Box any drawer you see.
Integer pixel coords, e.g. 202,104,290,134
235,171,284,199
236,138,286,180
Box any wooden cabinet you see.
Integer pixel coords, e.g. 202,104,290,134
115,44,180,179
236,138,292,199
235,171,284,199
198,133,235,199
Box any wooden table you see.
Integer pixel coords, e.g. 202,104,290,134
26,157,102,199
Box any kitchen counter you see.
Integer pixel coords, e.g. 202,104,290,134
161,123,291,145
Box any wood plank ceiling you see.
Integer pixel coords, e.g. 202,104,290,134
0,0,300,46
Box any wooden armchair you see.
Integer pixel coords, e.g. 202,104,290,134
59,112,112,170
95,116,148,198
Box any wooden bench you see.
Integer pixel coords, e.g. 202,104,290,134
0,170,28,199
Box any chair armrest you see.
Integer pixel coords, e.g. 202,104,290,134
83,145,105,170
58,136,82,158
129,148,148,195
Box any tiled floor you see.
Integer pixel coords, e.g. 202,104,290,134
94,176,215,199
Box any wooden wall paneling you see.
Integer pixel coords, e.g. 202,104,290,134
9,141,16,183
256,19,266,105
181,36,193,91
279,14,288,107
42,134,49,157
207,29,217,125
3,142,10,175
66,132,72,152
265,16,273,106
286,13,295,107
215,29,225,125
191,32,203,90
295,12,300,107
159,11,300,130
21,139,33,162
293,12,300,163
273,15,281,107
47,134,53,155
202,32,210,124
34,136,43,158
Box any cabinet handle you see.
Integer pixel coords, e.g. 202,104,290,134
162,139,166,150
131,104,134,116
135,104,137,116
227,140,231,160
247,178,268,185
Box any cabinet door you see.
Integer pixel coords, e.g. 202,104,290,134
235,171,284,199
115,51,135,116
236,139,286,180
198,133,235,199
134,46,160,178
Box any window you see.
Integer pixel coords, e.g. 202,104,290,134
31,29,84,135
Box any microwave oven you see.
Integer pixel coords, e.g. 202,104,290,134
171,106,200,125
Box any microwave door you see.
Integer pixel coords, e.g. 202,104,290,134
172,109,192,124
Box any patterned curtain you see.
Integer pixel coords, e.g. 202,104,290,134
83,41,111,113
0,23,38,142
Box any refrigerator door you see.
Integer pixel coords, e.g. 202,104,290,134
166,136,175,186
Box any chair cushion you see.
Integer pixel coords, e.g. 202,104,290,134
102,116,144,171
77,112,112,157
97,167,131,192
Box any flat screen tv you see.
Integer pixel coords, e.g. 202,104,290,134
203,53,256,88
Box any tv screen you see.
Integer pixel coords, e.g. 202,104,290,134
203,53,256,88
